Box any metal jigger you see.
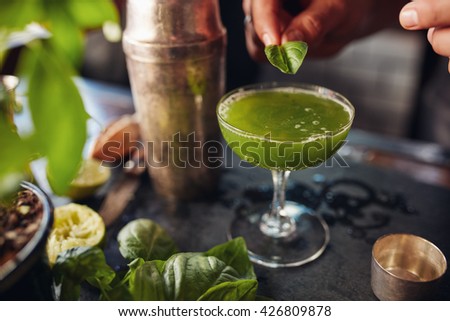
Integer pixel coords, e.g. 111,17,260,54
123,0,227,200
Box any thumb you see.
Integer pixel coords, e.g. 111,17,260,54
400,0,450,30
252,0,285,45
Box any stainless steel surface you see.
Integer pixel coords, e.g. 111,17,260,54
123,0,227,200
371,233,447,300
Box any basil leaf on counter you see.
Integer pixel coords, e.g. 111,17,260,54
264,41,308,74
125,237,258,301
128,253,251,301
198,279,258,301
129,260,166,300
205,236,255,280
52,246,115,301
52,220,260,301
118,218,178,261
163,254,241,300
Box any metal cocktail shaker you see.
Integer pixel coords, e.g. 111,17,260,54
123,0,226,200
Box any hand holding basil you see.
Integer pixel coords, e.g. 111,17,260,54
264,41,308,74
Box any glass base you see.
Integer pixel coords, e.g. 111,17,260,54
229,201,330,268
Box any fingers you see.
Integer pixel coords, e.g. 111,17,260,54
251,0,285,45
281,0,344,44
427,27,450,56
243,0,289,61
400,0,450,30
244,16,267,62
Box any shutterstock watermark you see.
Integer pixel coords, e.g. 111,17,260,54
99,132,350,170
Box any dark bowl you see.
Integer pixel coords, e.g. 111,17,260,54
0,181,54,294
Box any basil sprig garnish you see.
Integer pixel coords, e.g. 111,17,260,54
264,41,308,74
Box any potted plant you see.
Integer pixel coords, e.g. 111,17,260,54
0,0,120,294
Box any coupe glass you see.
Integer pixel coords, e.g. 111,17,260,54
217,82,355,267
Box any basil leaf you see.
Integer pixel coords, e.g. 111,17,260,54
67,0,119,29
198,279,257,301
118,218,178,261
46,4,85,68
204,237,256,280
264,41,308,74
100,284,133,301
123,237,258,301
129,261,166,300
100,258,144,301
0,0,44,29
52,246,115,301
163,254,241,300
22,44,89,195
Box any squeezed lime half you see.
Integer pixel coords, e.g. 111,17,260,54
46,203,106,265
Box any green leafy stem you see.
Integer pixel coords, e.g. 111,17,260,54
0,0,119,198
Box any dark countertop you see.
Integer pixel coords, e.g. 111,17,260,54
99,150,450,301
5,78,450,300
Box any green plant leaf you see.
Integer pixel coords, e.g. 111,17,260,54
264,41,308,74
162,254,241,300
100,258,144,300
118,218,178,261
0,128,31,199
52,246,115,301
204,237,256,280
22,43,89,195
101,284,133,301
198,279,258,301
67,0,119,29
125,253,257,301
46,4,84,68
129,260,167,300
0,0,45,29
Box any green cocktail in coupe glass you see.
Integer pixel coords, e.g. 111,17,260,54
217,82,355,267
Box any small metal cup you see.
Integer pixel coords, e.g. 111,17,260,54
371,233,447,300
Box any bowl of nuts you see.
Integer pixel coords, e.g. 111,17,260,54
0,181,53,293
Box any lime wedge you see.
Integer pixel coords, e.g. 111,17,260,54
264,41,308,74
46,203,106,265
66,158,111,200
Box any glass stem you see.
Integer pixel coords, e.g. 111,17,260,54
271,170,289,218
260,170,296,238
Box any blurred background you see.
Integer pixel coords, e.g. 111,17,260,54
79,0,447,147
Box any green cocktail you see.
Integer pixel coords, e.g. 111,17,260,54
218,87,352,171
217,83,355,267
